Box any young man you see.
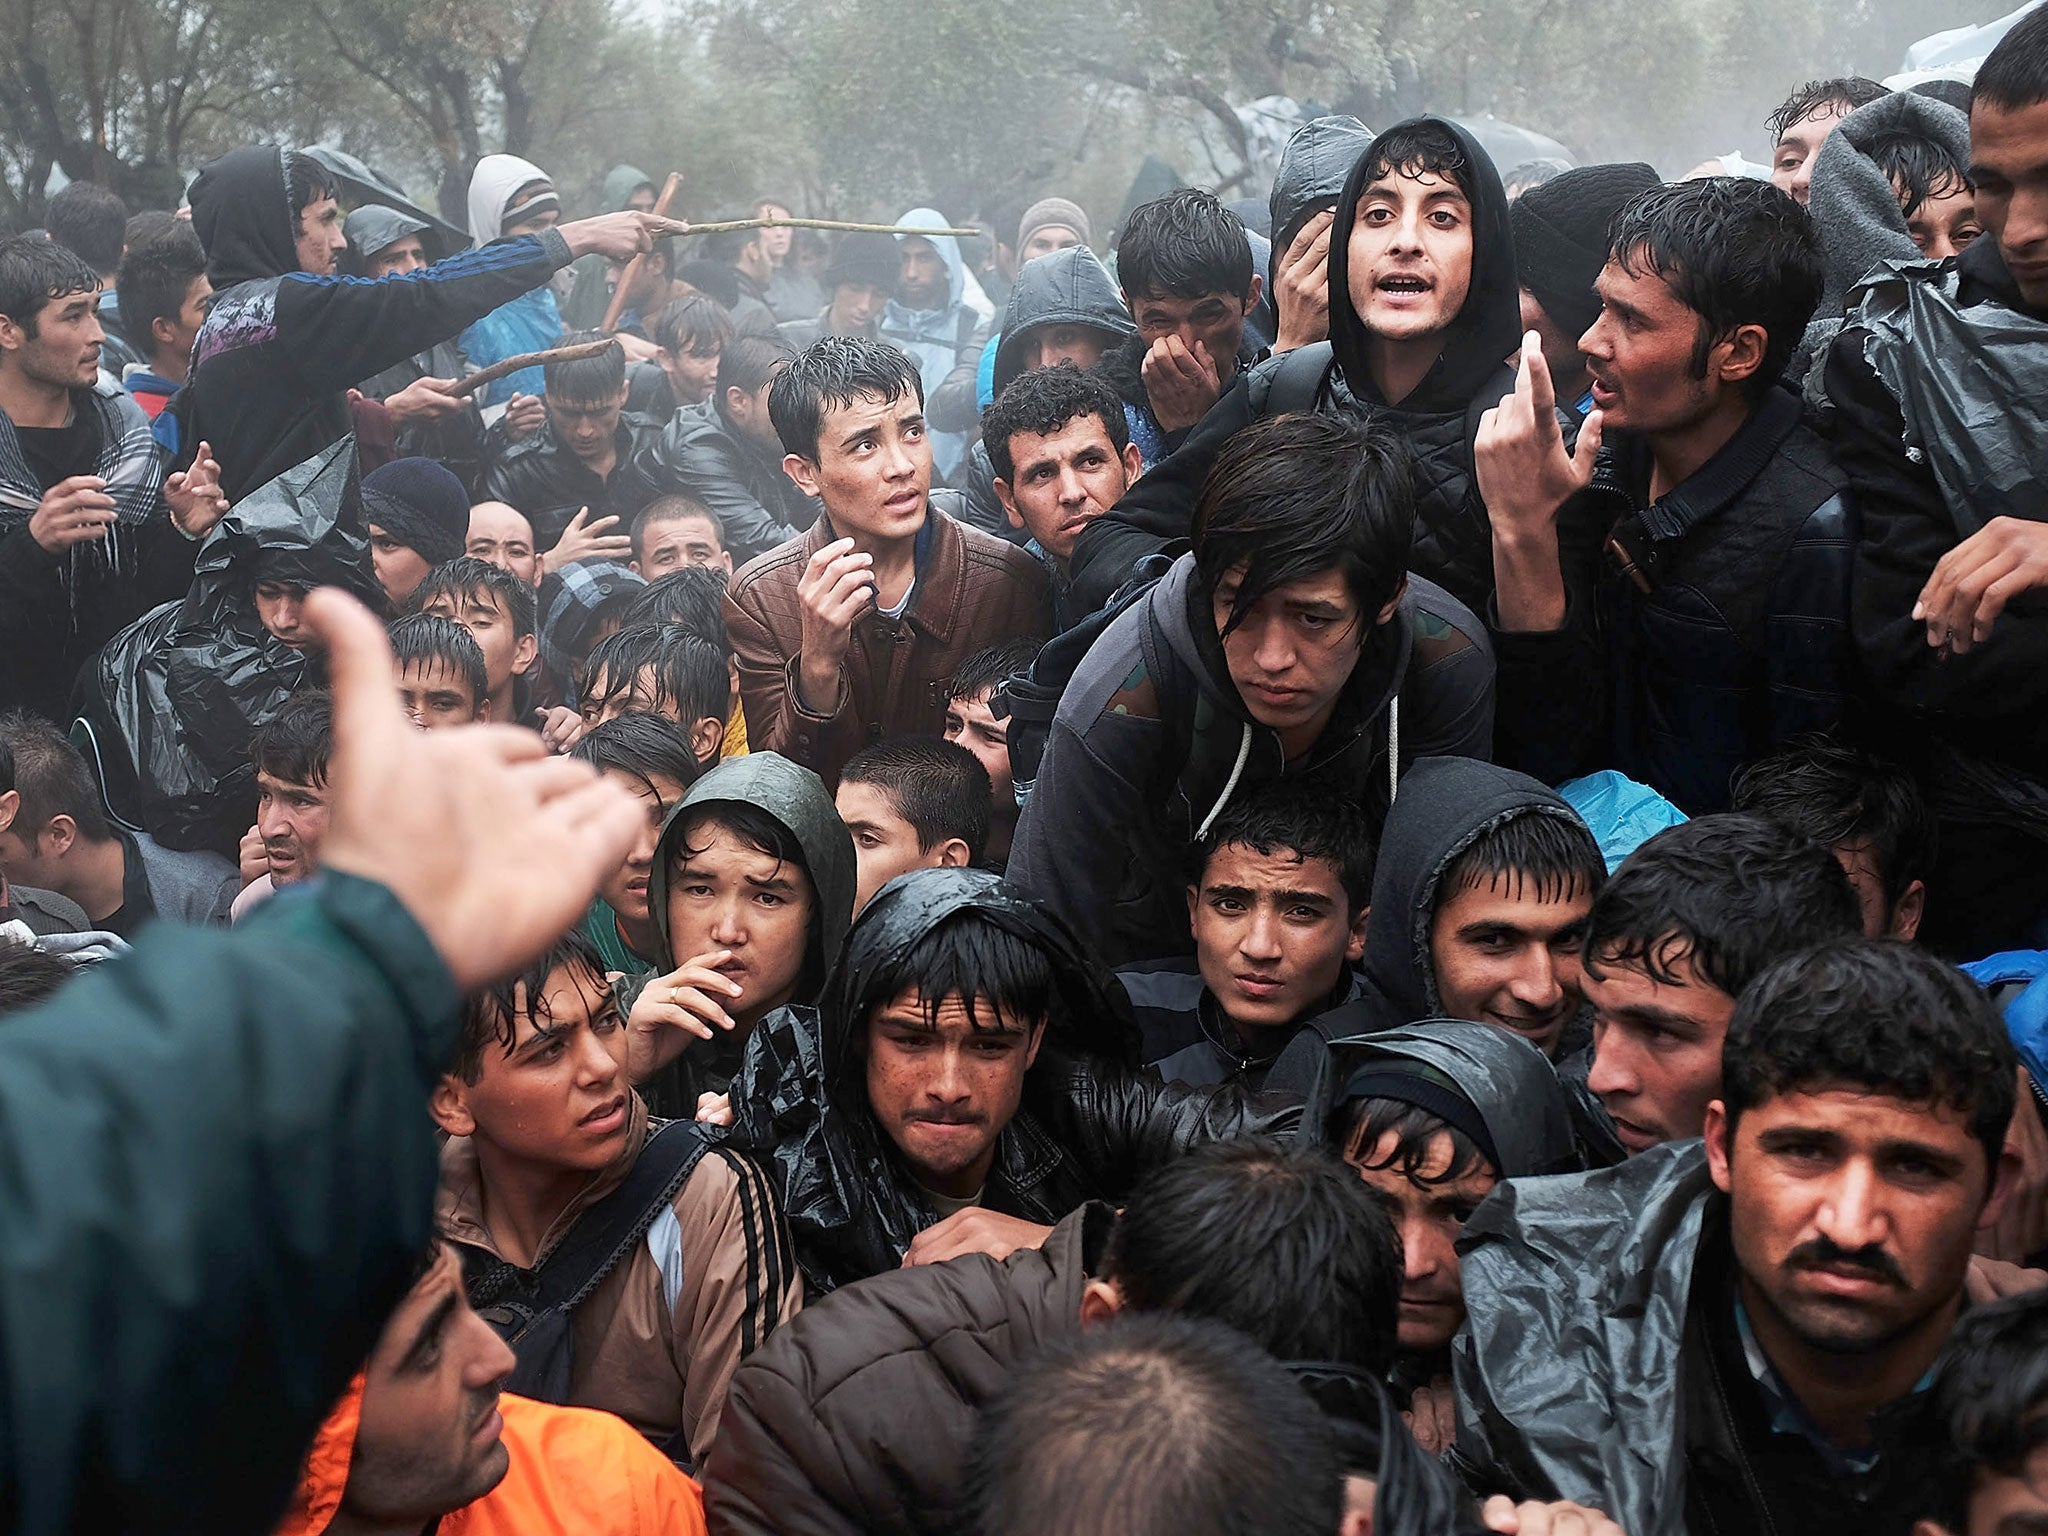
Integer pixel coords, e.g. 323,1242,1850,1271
114,218,210,430
430,930,800,1467
983,362,1141,628
1768,76,1892,205
1818,10,2048,958
1118,782,1371,1090
481,333,664,551
624,567,751,759
1352,756,1606,1058
1455,939,2020,1534
234,688,333,923
724,338,1050,790
642,294,735,417
416,556,543,729
943,638,1037,868
879,208,988,481
0,712,238,931
466,500,545,588
1008,412,1492,968
389,613,488,729
630,335,816,566
459,154,571,407
778,232,905,351
1575,813,1863,1159
273,1243,707,1536
1480,176,1856,813
1067,117,1521,621
835,737,989,914
362,456,472,611
578,625,730,765
632,496,732,580
700,226,782,338
570,712,702,979
1732,735,1935,941
1918,1292,2048,1536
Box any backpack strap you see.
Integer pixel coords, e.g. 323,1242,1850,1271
1258,341,1334,417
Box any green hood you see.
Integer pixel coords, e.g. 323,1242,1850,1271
603,164,656,212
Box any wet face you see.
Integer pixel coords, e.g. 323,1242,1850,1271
597,770,688,928
784,388,931,548
865,987,1046,1200
368,526,435,610
1584,945,1737,1155
1519,287,1590,402
422,587,536,705
634,512,730,579
1020,224,1085,264
547,388,627,466
367,235,429,279
255,580,311,650
295,194,347,276
1900,178,1982,262
1348,1127,1500,1353
898,237,950,309
944,689,1013,822
1707,1088,2003,1358
1018,321,1115,375
666,816,814,1026
996,413,1138,565
1128,287,1253,374
1579,257,1744,435
397,658,482,730
344,1247,515,1530
1772,103,1853,206
255,768,330,886
1187,842,1366,1033
829,281,891,334
436,960,630,1173
1968,95,2048,308
1346,170,1474,349
1428,869,1594,1058
1210,563,1383,757
465,503,542,588
837,780,950,914
155,274,212,372
0,288,103,390
659,339,722,407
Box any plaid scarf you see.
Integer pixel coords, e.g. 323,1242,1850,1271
0,383,168,603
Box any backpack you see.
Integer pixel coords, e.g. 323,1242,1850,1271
456,1118,713,1430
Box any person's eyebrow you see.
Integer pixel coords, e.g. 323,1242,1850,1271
1202,882,1256,902
1613,1003,1701,1035
1275,888,1337,908
400,1290,459,1370
744,872,799,895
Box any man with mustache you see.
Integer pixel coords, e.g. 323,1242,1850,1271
1454,939,2022,1534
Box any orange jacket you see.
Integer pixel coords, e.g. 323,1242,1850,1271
277,1376,708,1536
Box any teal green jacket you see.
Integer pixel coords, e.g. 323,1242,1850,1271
0,871,458,1534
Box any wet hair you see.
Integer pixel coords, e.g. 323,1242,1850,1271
251,688,335,789
949,638,1039,706
1607,177,1824,401
651,293,734,357
388,612,487,706
1927,1288,2048,1532
703,225,766,267
965,1312,1341,1536
1582,813,1862,1000
569,711,702,795
412,555,537,641
0,712,110,842
632,496,723,564
841,737,991,863
1976,5,2048,114
1439,806,1606,908
1192,412,1416,637
849,905,1056,1040
1337,1097,1492,1186
677,800,811,888
125,209,175,247
284,151,340,223
980,362,1130,484
1194,781,1375,916
582,624,730,730
544,329,625,405
45,182,128,275
623,566,730,650
1116,188,1254,302
769,335,923,459
1723,938,2016,1172
0,938,76,1019
1730,735,1934,911
1357,119,1474,199
719,332,796,405
451,927,609,1084
0,234,101,334
117,220,208,362
1101,1138,1402,1376
1865,132,1974,218
1767,77,1889,143
1503,158,1571,199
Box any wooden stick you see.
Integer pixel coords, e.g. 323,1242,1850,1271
602,171,686,333
451,337,619,398
675,216,982,238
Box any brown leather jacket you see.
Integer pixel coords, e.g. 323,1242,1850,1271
723,495,1051,787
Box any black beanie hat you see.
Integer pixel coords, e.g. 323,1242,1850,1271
1509,162,1662,341
825,231,903,295
360,457,469,568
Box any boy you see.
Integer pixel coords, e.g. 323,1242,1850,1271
578,624,730,767
232,688,333,921
1118,782,1371,1089
1919,1292,2048,1536
114,218,209,434
570,713,702,978
646,293,733,415
835,737,989,914
430,929,800,1467
724,337,1050,789
942,638,1036,867
632,496,732,580
625,567,749,758
388,612,488,729
414,555,541,729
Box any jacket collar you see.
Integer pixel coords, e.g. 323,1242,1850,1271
437,1092,651,1267
811,503,965,644
1610,385,1806,544
987,1108,1071,1209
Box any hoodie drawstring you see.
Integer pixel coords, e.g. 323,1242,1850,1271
1387,696,1401,806
1195,721,1254,842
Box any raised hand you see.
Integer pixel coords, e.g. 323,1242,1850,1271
542,506,634,575
164,440,230,540
622,950,747,1082
1272,208,1334,354
382,377,468,424
795,536,874,713
1141,333,1224,432
1477,332,1603,633
29,476,116,554
559,210,691,264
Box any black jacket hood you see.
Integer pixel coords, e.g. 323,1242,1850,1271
1361,756,1592,1024
990,246,1137,396
188,145,300,292
1325,116,1521,413
1269,114,1375,256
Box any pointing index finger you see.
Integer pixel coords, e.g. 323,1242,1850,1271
301,587,408,763
1521,330,1557,417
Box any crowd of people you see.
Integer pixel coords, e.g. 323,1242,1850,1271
1,13,2046,1534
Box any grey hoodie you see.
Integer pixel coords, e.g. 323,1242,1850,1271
989,246,1137,397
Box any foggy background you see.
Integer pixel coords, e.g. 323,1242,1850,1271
0,0,2006,236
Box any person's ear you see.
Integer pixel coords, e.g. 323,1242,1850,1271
1375,575,1409,627
1242,273,1265,314
1077,1278,1123,1328
0,313,24,355
1910,1521,1958,1536
1703,1099,1734,1193
1979,1134,2025,1234
1888,880,1926,942
511,632,540,679
1186,882,1201,931
41,815,77,859
1121,441,1144,484
152,314,179,350
932,837,971,870
1713,322,1770,386
994,477,1024,529
430,1075,477,1138
613,381,630,409
0,788,17,837
1346,902,1370,965
783,454,822,497
1340,1474,1376,1536
689,714,726,766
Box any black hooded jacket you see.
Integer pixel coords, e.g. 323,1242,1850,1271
720,868,1299,1293
1067,116,1522,620
175,146,574,501
1247,115,1376,347
625,396,819,564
